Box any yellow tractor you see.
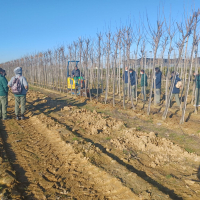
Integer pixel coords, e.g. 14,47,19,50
67,61,88,96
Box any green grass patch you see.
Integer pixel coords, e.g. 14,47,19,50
123,149,128,155
29,86,38,91
147,119,153,123
105,137,111,140
136,126,141,131
72,137,80,141
166,174,172,179
185,147,194,153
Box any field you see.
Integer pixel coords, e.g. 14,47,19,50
0,86,200,200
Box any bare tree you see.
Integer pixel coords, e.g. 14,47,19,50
162,10,199,120
180,11,200,124
147,13,164,115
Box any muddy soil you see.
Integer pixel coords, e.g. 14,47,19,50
0,130,21,199
0,87,200,199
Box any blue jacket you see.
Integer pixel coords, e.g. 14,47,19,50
155,71,162,89
123,71,129,83
171,75,181,94
130,71,136,86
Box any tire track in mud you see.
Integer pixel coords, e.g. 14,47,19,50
25,90,200,200
3,98,139,199
5,90,200,200
24,92,184,199
48,114,184,200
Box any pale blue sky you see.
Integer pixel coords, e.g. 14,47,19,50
0,0,199,63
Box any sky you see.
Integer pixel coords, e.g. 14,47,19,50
0,0,199,63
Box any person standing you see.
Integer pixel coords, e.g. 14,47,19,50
154,67,162,104
0,68,9,120
2,70,8,108
170,71,181,107
140,69,148,101
194,72,200,107
129,69,136,99
123,67,129,96
8,67,28,120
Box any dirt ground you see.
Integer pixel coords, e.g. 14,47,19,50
0,86,200,199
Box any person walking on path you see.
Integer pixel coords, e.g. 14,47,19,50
8,67,28,120
0,68,9,120
123,67,129,96
140,69,148,101
194,72,200,107
154,67,162,104
129,69,136,99
170,71,181,107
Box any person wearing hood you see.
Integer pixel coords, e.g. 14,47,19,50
0,68,9,120
170,71,181,107
8,67,28,120
154,67,162,104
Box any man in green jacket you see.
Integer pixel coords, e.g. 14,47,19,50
140,69,148,101
0,68,9,120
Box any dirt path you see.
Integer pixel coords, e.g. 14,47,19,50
1,87,200,199
1,94,139,199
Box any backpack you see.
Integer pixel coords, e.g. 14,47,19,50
11,77,22,94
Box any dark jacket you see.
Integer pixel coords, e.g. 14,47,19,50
72,69,80,77
171,75,181,94
0,74,9,96
141,74,148,87
130,71,136,86
195,74,200,88
123,71,129,83
155,71,162,89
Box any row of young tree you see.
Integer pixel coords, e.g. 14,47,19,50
1,9,200,124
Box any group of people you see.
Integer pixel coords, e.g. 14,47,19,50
0,65,199,121
0,67,28,120
123,67,200,107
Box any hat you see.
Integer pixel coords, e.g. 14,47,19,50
14,67,22,75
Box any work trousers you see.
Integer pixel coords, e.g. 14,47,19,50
155,89,161,104
0,96,7,119
15,95,26,116
124,83,128,96
141,86,146,101
170,93,180,107
130,85,136,99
